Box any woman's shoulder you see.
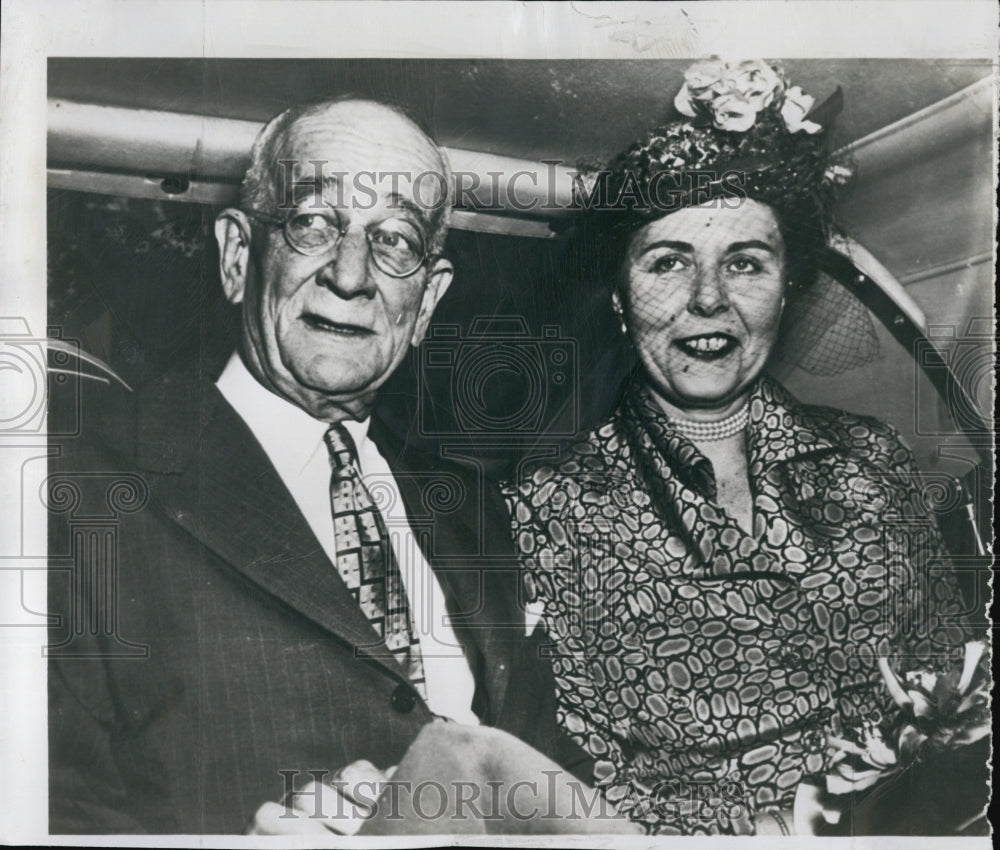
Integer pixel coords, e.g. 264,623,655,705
780,388,915,471
505,409,634,500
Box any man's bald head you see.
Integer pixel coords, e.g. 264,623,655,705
240,98,453,252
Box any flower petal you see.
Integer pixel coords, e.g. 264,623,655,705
730,60,784,111
956,690,987,714
684,59,727,93
897,725,927,762
793,782,841,835
878,656,913,710
792,119,823,135
862,732,898,769
827,766,889,794
783,85,815,114
957,640,986,693
908,690,935,718
674,85,698,118
826,734,867,758
711,93,757,132
952,722,991,746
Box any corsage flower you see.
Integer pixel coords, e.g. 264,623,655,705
825,641,989,794
794,641,990,834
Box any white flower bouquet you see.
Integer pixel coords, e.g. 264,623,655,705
795,640,991,835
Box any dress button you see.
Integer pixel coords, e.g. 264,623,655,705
391,684,417,714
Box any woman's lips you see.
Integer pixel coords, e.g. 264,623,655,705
302,313,374,336
674,333,738,360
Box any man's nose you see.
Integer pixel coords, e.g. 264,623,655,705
316,228,375,298
688,268,730,317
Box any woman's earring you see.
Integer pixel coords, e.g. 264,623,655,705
781,281,793,313
612,296,628,334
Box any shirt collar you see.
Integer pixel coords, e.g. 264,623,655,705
216,352,371,474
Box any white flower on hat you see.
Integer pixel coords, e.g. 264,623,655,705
731,59,785,111
781,86,823,134
675,59,729,117
673,84,698,118
674,59,809,135
685,59,728,98
710,93,758,133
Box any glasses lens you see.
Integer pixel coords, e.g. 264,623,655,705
369,218,426,276
285,212,340,254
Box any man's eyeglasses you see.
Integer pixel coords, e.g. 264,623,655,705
245,208,433,279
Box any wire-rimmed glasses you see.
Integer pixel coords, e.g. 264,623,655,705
245,208,433,279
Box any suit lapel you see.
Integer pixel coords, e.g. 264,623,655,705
135,376,410,683
370,420,517,722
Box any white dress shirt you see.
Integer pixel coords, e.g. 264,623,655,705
217,353,480,725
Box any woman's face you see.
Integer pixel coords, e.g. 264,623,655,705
618,199,787,412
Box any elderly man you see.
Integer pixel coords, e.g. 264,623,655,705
48,99,575,834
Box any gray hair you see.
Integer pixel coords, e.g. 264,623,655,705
239,98,453,255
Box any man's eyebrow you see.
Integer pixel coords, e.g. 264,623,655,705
386,193,433,228
289,175,343,205
287,182,435,229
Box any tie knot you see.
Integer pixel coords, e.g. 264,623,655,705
324,423,359,472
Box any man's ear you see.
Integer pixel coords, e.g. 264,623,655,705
214,209,253,304
410,258,454,347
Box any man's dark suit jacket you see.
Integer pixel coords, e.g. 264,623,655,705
47,367,581,833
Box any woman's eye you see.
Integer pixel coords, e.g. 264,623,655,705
649,255,687,274
727,256,762,274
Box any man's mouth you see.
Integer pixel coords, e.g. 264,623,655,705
675,333,738,360
301,313,373,336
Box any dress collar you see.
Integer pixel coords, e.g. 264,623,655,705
622,374,845,497
744,376,842,467
623,381,716,498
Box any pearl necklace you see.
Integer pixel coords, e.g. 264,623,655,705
668,400,750,442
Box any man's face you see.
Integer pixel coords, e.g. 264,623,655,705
217,102,453,420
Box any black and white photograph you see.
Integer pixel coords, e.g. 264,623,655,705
0,1,995,844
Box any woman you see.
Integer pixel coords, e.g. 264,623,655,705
507,60,971,835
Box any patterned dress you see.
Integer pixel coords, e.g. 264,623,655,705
506,375,969,835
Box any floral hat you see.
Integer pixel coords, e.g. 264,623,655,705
581,59,849,216
574,59,851,290
569,60,881,378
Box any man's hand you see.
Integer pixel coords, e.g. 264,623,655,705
246,760,393,835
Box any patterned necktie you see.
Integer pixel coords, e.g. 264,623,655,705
324,424,427,700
